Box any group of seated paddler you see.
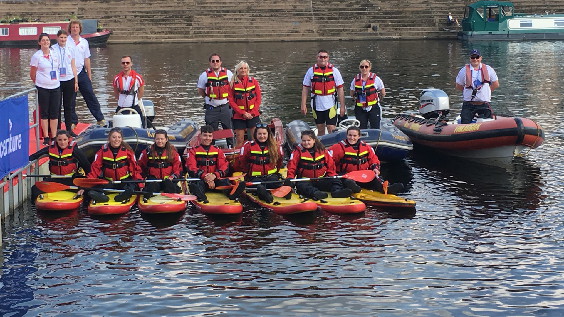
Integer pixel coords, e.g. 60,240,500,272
30,123,405,205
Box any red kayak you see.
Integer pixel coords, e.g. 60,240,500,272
88,193,137,216
191,192,243,215
35,190,83,211
244,191,318,215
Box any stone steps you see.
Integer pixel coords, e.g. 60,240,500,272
2,0,564,43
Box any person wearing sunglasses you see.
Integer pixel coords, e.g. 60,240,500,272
455,49,499,124
228,61,263,148
350,59,386,129
112,55,146,127
237,123,284,203
301,49,347,136
66,20,106,127
197,53,234,147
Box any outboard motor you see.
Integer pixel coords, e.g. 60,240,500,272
419,89,450,119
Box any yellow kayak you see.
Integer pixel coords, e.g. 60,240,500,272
244,191,318,215
352,188,416,209
35,190,82,211
315,194,367,214
88,193,138,215
138,194,187,214
191,192,243,215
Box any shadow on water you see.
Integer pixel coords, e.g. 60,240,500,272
412,146,544,217
140,210,185,229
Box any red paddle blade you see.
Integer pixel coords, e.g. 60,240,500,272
383,180,389,195
271,186,292,198
229,181,240,196
343,170,375,183
73,178,109,187
160,193,197,201
36,181,70,193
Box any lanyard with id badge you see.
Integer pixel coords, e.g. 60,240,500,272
59,47,67,78
46,52,57,80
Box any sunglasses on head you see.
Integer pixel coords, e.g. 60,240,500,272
470,55,480,59
256,123,269,128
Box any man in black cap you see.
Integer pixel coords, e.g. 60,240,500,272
455,49,500,124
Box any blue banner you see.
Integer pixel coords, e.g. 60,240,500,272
0,95,29,179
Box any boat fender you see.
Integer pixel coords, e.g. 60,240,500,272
514,117,525,144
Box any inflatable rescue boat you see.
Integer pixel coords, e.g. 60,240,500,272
392,89,544,160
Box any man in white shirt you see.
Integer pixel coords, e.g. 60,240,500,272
455,49,500,124
300,50,346,136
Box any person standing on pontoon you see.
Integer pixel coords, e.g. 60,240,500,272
113,55,146,126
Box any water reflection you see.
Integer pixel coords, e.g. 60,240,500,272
1,40,564,315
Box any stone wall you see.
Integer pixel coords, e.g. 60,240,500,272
1,0,564,43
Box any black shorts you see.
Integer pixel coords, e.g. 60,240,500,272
37,86,61,119
232,116,261,130
312,106,338,125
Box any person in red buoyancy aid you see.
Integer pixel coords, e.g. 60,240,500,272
28,129,91,201
138,129,183,202
238,124,284,203
228,61,263,148
197,53,234,147
350,59,386,129
185,125,245,203
286,130,352,200
329,126,404,194
455,49,500,124
113,55,146,127
87,127,143,203
300,49,347,136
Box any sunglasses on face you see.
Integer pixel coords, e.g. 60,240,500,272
360,65,370,69
317,55,329,59
470,55,480,60
121,61,131,65
211,59,221,63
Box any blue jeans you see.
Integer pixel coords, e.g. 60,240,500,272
72,70,104,123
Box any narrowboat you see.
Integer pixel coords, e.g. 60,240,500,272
0,19,111,47
458,1,564,40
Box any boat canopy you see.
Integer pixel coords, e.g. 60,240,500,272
462,1,515,32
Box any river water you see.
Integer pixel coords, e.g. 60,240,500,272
1,40,563,316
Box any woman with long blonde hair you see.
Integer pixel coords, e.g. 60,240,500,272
228,60,263,148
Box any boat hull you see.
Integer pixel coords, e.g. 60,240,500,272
35,190,83,211
88,194,137,215
244,191,318,215
392,115,544,159
191,192,243,215
352,189,416,209
138,195,187,214
285,119,412,162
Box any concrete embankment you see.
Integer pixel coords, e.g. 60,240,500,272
2,0,563,43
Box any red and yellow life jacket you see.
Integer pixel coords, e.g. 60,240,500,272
465,64,490,89
335,140,372,173
101,144,132,181
48,142,78,176
205,67,230,99
295,145,328,178
187,144,227,178
245,141,278,177
354,73,379,107
311,64,336,96
144,147,175,180
232,77,258,115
